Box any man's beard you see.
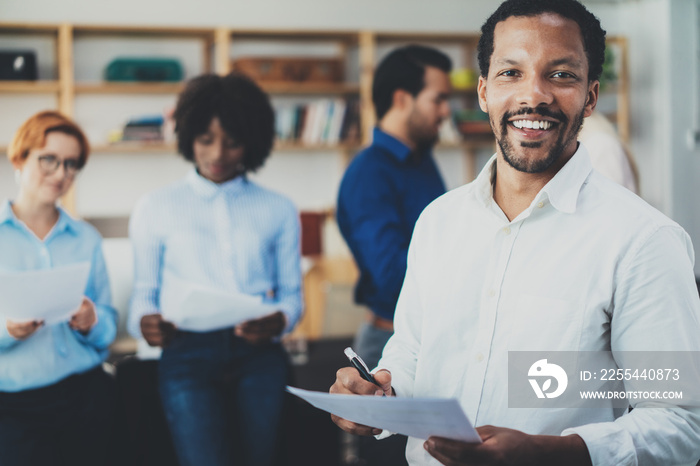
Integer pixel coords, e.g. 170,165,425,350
494,106,584,174
407,110,440,154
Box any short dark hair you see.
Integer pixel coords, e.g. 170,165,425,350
477,0,606,82
173,72,275,173
372,45,452,120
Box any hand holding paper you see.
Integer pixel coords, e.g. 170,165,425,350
140,314,177,347
234,311,286,345
5,319,44,340
68,297,97,335
330,366,394,435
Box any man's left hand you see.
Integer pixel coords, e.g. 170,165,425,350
68,297,97,335
234,311,286,345
424,426,591,466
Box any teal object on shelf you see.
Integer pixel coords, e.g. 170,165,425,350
105,58,183,82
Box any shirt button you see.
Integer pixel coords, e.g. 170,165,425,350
537,201,544,208
488,289,496,297
503,227,511,235
476,353,484,362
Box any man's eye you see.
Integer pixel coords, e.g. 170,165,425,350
499,70,519,78
552,71,575,79
197,136,213,145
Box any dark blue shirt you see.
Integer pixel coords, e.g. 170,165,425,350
337,127,446,321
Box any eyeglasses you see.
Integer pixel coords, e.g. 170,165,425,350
37,155,82,177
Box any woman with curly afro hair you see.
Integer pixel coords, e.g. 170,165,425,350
128,72,302,466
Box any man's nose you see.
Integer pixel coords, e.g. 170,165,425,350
516,75,554,108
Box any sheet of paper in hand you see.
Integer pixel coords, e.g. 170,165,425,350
0,262,91,324
160,277,277,332
286,386,481,443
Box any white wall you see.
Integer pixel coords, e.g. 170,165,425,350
667,0,700,276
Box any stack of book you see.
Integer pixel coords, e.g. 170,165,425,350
275,98,360,147
121,115,165,142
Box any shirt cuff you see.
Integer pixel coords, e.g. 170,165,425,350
278,306,299,334
374,429,395,440
561,422,636,466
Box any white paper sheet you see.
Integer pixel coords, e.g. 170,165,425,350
286,386,481,443
0,262,91,324
160,278,277,332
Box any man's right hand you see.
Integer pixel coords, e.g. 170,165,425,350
6,319,44,340
140,313,177,347
329,367,394,436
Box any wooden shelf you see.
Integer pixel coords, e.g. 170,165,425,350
230,29,358,42
0,80,60,93
75,82,185,94
261,82,359,95
75,81,359,96
275,142,360,152
375,31,480,44
73,25,214,39
452,87,478,95
92,142,176,153
0,23,59,35
90,141,361,154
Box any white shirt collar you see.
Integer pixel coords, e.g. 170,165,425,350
185,169,248,199
472,143,593,215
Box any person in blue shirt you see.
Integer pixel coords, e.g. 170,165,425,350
128,72,302,466
336,44,452,465
0,111,117,466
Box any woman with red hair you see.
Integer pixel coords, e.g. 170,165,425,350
0,111,117,466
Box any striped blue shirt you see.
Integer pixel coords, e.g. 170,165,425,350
0,200,117,392
128,170,303,338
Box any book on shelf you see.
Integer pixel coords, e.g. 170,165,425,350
274,97,359,147
108,113,177,146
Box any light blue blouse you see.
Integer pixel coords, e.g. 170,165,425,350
128,170,303,338
0,200,117,392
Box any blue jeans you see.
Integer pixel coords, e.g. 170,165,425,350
158,330,289,466
353,321,394,370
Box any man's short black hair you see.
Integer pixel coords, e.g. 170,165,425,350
477,0,606,82
372,45,452,120
173,72,275,173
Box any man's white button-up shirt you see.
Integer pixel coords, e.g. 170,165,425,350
379,145,700,466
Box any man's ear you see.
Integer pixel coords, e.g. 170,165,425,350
392,88,414,112
477,75,488,113
583,80,599,118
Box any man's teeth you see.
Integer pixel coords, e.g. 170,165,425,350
512,120,553,130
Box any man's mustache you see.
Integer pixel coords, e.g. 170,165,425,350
502,106,568,124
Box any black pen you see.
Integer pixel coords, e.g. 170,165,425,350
344,346,382,389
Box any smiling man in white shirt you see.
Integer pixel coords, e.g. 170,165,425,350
330,1,700,465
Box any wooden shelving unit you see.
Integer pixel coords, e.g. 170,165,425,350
0,81,61,93
0,22,629,340
74,82,186,94
260,82,359,95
